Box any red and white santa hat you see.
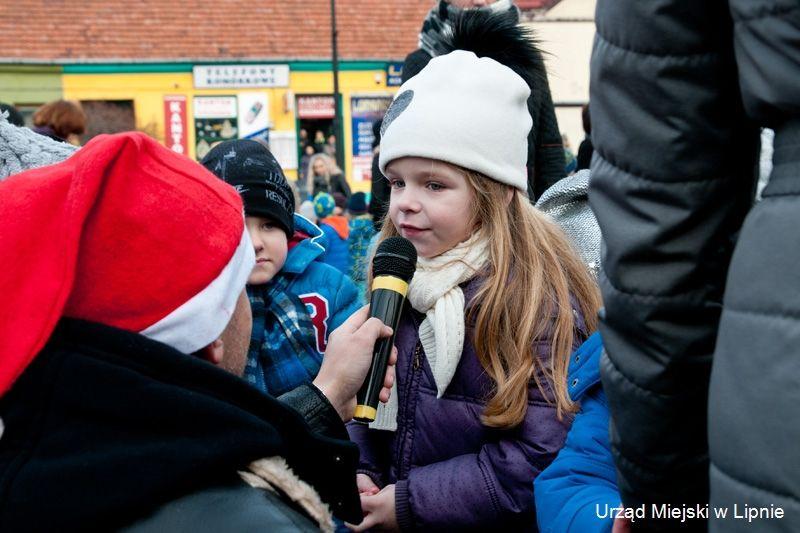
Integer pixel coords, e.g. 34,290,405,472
0,132,255,396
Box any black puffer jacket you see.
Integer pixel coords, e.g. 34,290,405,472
0,319,362,532
590,0,800,530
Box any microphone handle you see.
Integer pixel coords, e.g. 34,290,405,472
354,286,406,423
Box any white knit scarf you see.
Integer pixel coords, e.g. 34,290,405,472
370,234,489,431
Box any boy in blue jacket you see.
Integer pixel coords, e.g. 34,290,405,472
314,192,351,274
534,332,629,533
202,140,360,396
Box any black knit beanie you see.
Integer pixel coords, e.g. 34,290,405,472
201,139,295,237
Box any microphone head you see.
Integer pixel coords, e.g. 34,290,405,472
372,236,417,283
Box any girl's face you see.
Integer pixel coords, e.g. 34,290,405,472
386,157,475,259
312,159,327,175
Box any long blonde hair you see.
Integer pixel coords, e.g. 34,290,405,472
371,167,601,428
306,153,342,194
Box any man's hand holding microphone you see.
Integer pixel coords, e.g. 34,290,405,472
313,237,417,422
313,305,398,421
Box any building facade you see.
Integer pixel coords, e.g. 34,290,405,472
1,0,570,191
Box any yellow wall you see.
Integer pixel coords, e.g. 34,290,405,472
62,69,396,192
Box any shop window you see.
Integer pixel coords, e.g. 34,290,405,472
296,95,338,183
12,104,40,128
79,100,137,144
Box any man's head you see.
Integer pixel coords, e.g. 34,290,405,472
197,290,252,376
0,132,255,395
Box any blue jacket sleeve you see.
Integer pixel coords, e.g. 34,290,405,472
328,271,360,331
534,386,620,533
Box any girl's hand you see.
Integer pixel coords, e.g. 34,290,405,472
612,516,632,533
347,484,399,531
356,473,380,495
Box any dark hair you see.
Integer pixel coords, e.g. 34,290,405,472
33,100,87,139
0,103,25,126
581,103,591,135
372,118,383,149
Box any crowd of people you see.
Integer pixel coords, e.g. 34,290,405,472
0,0,797,532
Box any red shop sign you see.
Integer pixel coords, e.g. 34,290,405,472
164,95,188,155
297,95,335,119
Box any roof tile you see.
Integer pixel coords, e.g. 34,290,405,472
0,0,433,61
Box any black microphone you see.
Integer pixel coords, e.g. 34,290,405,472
354,236,417,423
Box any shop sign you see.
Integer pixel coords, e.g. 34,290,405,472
193,64,290,89
163,95,188,155
297,95,336,119
386,62,404,87
193,96,238,119
238,92,270,142
193,96,239,160
350,95,393,181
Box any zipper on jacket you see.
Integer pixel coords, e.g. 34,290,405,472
394,341,423,481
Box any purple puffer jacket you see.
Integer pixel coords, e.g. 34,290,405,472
348,277,586,531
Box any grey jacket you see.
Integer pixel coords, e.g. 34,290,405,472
535,169,600,277
590,0,800,530
0,112,77,180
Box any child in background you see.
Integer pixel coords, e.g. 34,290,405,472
346,191,376,302
202,140,360,396
333,192,348,215
534,332,628,533
533,170,630,532
347,12,601,531
315,192,351,274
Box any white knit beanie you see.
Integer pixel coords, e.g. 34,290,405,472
379,49,532,192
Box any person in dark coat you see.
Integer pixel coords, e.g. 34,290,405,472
306,153,351,199
589,1,800,530
368,118,390,231
576,103,593,171
402,0,565,201
0,102,24,127
0,132,397,532
31,99,87,144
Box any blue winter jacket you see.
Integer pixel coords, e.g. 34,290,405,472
318,216,351,274
280,214,360,353
534,332,621,533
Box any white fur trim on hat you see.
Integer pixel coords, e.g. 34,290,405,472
379,50,532,192
139,227,255,353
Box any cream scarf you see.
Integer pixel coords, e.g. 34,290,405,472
370,234,489,431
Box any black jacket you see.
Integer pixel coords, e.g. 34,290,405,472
402,47,564,201
590,0,800,531
369,150,390,231
0,319,362,531
312,172,351,199
576,137,593,171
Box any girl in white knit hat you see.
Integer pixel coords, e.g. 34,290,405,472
347,10,601,531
